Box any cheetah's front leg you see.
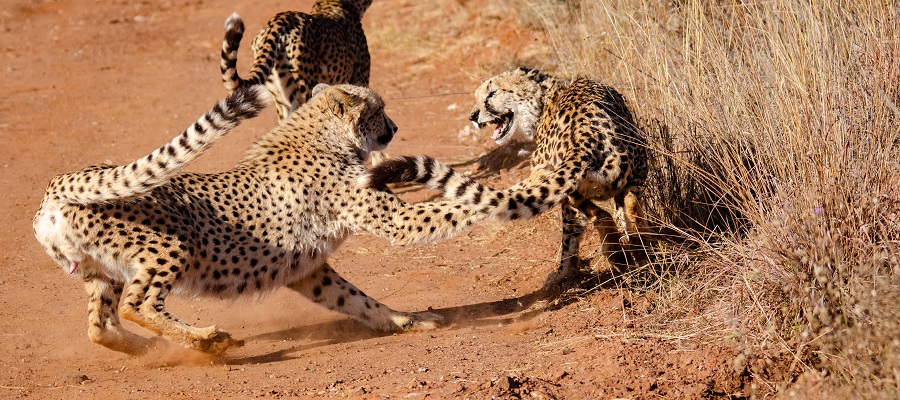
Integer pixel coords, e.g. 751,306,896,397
119,259,242,354
288,264,443,332
544,199,591,288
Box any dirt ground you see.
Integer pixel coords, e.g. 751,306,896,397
0,0,760,398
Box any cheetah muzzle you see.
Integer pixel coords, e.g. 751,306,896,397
471,110,514,142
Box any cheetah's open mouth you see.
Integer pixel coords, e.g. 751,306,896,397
490,112,513,142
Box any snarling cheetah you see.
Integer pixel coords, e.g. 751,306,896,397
363,67,649,288
220,0,371,122
33,84,483,355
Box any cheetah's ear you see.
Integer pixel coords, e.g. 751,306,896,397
517,66,549,84
321,86,362,118
311,83,331,98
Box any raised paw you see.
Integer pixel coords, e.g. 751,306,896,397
191,328,244,354
390,311,445,332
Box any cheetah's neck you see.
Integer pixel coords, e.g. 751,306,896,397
539,75,570,106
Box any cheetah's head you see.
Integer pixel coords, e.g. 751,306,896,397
349,0,374,15
312,84,397,162
468,67,549,145
314,0,373,16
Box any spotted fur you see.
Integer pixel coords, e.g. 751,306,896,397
363,67,649,287
33,84,482,355
221,0,372,122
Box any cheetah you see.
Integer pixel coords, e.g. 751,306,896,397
363,67,649,288
33,84,483,355
220,0,371,123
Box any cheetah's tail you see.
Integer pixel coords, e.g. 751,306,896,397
359,155,506,209
221,12,247,93
46,85,269,206
357,155,431,188
360,155,576,221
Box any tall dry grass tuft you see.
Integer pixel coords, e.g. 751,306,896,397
522,0,900,395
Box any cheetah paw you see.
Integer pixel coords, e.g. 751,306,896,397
542,267,575,290
392,311,445,332
191,329,244,354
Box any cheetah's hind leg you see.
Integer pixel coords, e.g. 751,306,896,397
83,275,163,355
266,58,295,122
544,194,624,290
615,190,649,265
118,257,243,355
288,263,444,332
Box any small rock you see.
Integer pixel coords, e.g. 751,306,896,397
58,374,90,386
497,375,520,392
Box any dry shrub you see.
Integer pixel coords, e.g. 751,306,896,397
522,0,900,395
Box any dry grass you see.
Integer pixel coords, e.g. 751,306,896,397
518,0,900,396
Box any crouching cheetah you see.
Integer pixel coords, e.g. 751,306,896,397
363,67,649,288
221,0,372,123
33,83,484,355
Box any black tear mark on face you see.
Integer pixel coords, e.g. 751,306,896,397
483,90,504,119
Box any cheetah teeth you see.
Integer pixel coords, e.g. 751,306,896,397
490,114,512,141
471,121,480,130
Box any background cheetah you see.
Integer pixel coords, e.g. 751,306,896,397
220,0,372,122
32,83,484,355
364,67,649,288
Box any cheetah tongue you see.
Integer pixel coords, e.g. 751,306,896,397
491,121,509,140
69,261,78,274
491,125,503,140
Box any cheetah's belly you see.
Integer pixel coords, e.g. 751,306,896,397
174,234,348,299
578,169,626,200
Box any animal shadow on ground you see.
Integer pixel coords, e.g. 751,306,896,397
224,263,635,366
